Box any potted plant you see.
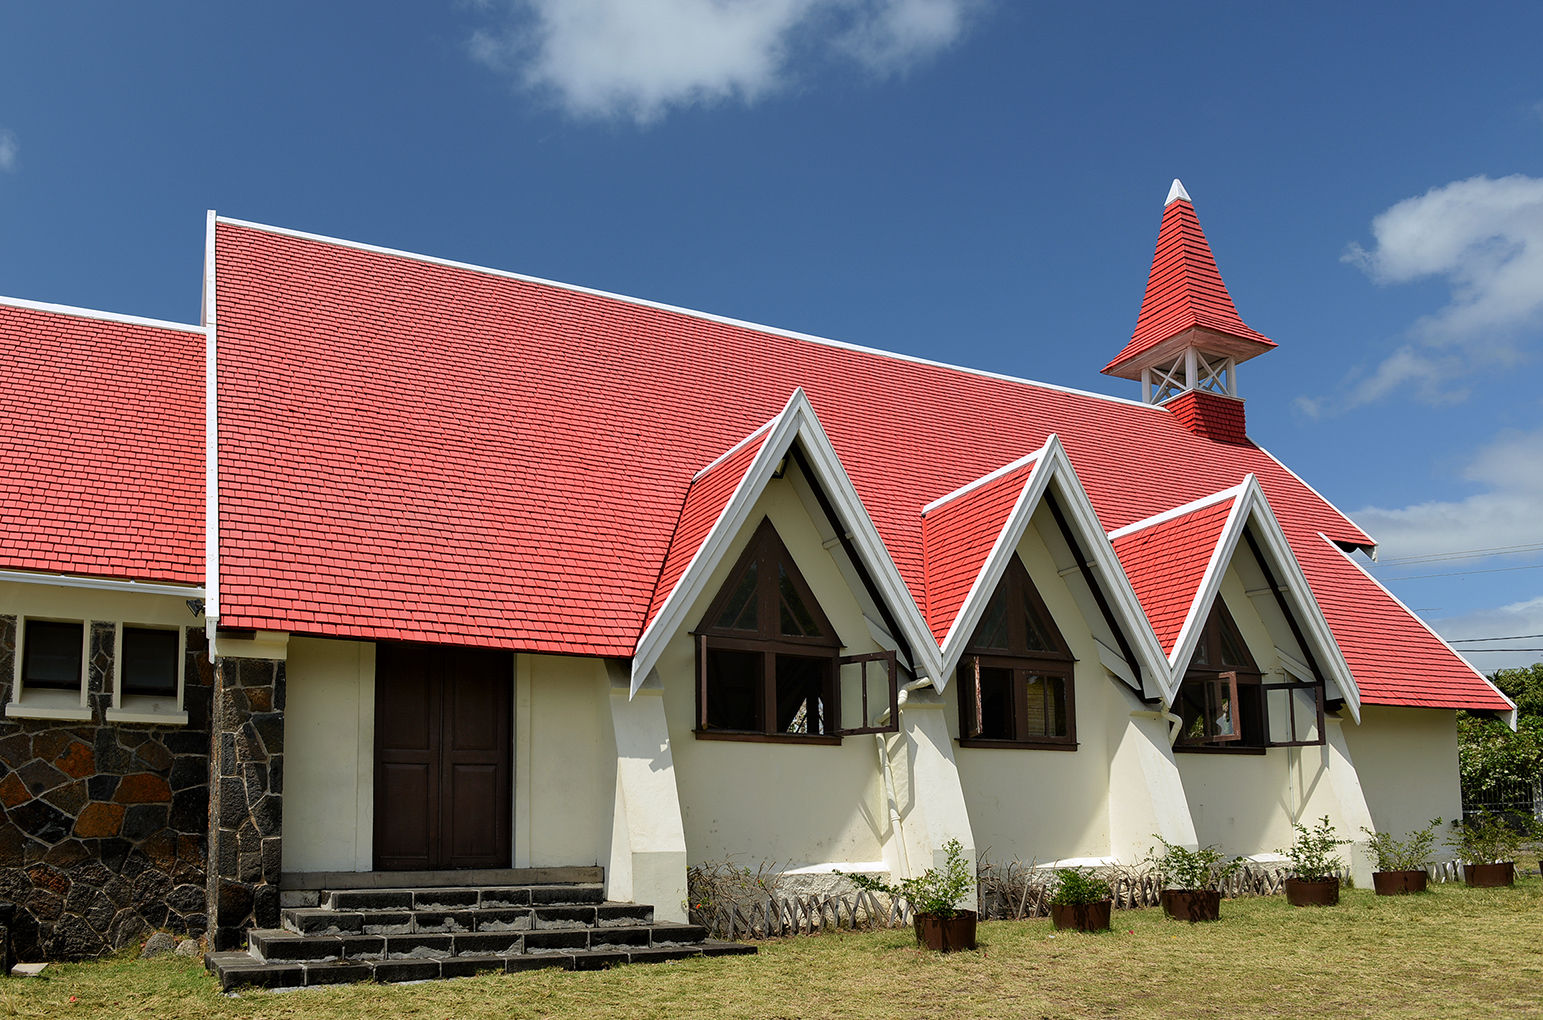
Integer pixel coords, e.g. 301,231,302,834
1278,816,1348,906
1361,818,1441,894
1048,868,1113,932
840,838,977,951
1145,834,1246,922
1446,812,1534,887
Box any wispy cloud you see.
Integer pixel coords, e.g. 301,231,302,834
1305,174,1543,415
469,0,979,124
0,129,17,173
1434,595,1543,674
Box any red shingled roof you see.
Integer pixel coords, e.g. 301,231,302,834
1104,192,1276,376
206,218,1498,711
1111,495,1235,656
0,301,203,586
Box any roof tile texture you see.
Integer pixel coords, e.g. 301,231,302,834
921,460,1037,643
1111,499,1234,655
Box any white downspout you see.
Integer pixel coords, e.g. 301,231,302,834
875,677,933,879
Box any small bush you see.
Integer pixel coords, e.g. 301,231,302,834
1049,868,1112,906
1361,818,1442,872
1278,817,1348,881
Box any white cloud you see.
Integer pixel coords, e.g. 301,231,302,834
1433,595,1543,675
469,0,978,123
1325,175,1543,411
0,129,17,173
1349,426,1543,562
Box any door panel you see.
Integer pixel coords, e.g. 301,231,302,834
374,643,512,870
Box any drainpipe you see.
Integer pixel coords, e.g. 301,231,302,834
875,678,933,880
1130,708,1185,746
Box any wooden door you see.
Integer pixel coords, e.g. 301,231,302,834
374,643,512,870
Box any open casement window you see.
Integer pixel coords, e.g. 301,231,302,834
956,557,1077,749
694,518,897,742
1263,680,1326,746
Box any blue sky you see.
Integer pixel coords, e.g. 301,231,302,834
3,1,1541,672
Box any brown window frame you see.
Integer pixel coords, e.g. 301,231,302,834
693,518,897,744
956,557,1078,750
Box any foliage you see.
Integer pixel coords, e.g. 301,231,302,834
1048,867,1113,906
1457,714,1543,794
1490,663,1543,720
1277,816,1348,881
1446,811,1538,865
685,859,784,922
1360,818,1442,872
839,838,973,918
1144,834,1247,890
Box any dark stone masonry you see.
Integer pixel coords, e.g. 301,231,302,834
0,617,212,961
206,656,285,951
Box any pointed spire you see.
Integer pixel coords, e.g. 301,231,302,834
1102,180,1276,381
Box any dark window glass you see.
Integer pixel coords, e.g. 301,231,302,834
705,648,762,731
122,627,179,698
774,654,833,734
715,563,759,632
974,588,1010,650
778,564,822,638
22,620,83,692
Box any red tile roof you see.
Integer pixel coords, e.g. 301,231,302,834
190,217,1495,711
1104,195,1276,376
921,457,1039,643
1111,496,1235,656
0,301,203,586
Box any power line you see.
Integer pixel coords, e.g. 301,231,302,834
1377,541,1543,565
1449,633,1543,644
1379,563,1543,582
1449,647,1543,653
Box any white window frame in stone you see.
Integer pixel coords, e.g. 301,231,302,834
6,615,93,722
107,623,189,725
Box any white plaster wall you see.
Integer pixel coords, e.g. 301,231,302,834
0,581,195,625
1342,705,1461,846
950,509,1118,864
660,477,894,871
516,653,609,868
283,637,375,872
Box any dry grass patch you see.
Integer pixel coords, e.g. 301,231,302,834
3,881,1541,1019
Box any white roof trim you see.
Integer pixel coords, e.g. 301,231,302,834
1254,442,1375,553
214,216,1159,413
921,447,1044,516
933,435,1172,701
1106,482,1245,541
203,210,220,625
1320,535,1517,729
0,569,204,599
0,294,203,335
1166,179,1192,206
691,417,779,483
629,389,940,695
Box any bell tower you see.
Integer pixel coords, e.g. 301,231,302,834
1103,180,1276,443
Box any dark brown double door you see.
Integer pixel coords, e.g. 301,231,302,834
373,643,512,871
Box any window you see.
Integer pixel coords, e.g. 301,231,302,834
108,624,188,724
1174,601,1324,751
957,557,1077,749
694,518,896,742
6,618,91,721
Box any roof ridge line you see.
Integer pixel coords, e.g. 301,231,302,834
1106,481,1246,541
0,294,204,335
214,216,1161,412
920,445,1045,516
691,413,782,482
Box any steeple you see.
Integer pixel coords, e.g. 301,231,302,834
1104,180,1276,442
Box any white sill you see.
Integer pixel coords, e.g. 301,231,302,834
106,698,188,726
5,702,93,722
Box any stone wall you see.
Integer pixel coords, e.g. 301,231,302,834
207,656,285,950
0,618,212,960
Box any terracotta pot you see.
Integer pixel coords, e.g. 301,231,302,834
1160,888,1221,922
1372,870,1428,895
912,910,977,952
1463,862,1515,888
1050,900,1112,933
1283,877,1340,907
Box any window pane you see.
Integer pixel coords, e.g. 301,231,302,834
1291,687,1321,743
706,648,762,730
1022,604,1057,653
974,588,1010,650
123,627,179,698
1218,623,1249,669
778,563,823,638
715,562,759,631
975,665,1015,740
22,620,83,691
775,654,832,735
1024,673,1069,737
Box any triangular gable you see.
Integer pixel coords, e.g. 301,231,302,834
643,418,776,631
1109,488,1238,656
921,452,1040,644
931,436,1172,701
1112,475,1361,720
629,388,938,695
1305,534,1516,724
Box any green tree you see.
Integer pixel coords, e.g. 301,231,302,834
1457,714,1543,794
1490,663,1543,720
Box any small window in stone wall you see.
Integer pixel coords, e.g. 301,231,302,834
6,617,92,722
122,627,179,697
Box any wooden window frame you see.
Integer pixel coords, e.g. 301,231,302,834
5,616,93,722
1262,679,1327,747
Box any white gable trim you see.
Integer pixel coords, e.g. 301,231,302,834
1320,535,1516,729
629,389,939,696
921,450,1042,516
1160,477,1361,721
1106,481,1246,541
935,436,1171,701
0,294,203,335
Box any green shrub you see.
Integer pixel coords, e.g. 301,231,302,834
1278,816,1348,881
1447,812,1537,865
1048,868,1112,906
1145,834,1247,890
839,838,974,918
1360,818,1441,872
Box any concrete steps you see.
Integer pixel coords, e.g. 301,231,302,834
205,880,754,990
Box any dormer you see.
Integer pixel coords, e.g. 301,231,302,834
1104,180,1276,443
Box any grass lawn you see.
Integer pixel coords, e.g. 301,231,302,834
4,881,1541,1019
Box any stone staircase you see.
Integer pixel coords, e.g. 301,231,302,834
205,877,753,990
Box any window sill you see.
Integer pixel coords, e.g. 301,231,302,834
105,707,189,726
693,729,842,746
1174,744,1267,755
957,738,1078,751
5,702,93,722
